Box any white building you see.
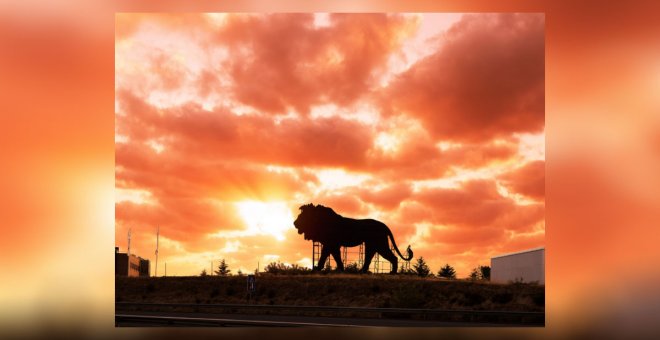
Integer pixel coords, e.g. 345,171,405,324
491,247,545,284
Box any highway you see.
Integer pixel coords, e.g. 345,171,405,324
115,310,540,327
115,302,544,327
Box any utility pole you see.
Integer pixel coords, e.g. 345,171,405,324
165,262,167,277
127,228,131,276
127,228,131,257
155,226,159,277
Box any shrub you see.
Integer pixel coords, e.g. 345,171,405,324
264,261,312,275
479,266,491,281
344,262,360,273
398,267,416,275
469,268,480,281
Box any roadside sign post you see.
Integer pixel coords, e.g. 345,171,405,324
246,274,256,303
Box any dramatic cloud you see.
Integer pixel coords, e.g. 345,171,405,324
115,13,544,277
314,194,368,217
413,180,543,230
500,161,545,201
499,160,545,201
116,91,374,169
216,13,418,115
386,13,544,142
116,199,245,252
358,182,413,211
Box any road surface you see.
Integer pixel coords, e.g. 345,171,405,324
115,311,540,327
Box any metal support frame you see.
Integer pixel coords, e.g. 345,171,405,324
313,242,364,270
312,242,322,268
312,242,410,273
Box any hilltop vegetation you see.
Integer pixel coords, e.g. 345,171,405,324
116,273,544,312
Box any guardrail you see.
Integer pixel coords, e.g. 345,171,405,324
115,313,366,327
116,302,544,325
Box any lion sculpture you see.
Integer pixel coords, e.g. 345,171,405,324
293,203,413,274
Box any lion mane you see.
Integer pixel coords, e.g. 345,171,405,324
293,203,413,273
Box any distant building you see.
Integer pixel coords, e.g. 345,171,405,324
491,247,544,284
115,247,150,277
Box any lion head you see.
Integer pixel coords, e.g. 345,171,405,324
293,203,342,241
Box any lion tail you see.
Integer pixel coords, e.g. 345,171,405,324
387,228,413,261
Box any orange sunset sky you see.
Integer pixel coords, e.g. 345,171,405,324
114,13,545,277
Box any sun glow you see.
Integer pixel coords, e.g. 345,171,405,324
235,201,293,241
375,132,401,154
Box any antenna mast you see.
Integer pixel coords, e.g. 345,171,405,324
127,228,132,257
127,228,132,276
155,226,159,277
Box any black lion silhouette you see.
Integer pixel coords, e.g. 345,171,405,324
293,203,413,274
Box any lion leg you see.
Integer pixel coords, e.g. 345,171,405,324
330,248,344,271
380,249,398,274
361,247,376,273
315,247,331,271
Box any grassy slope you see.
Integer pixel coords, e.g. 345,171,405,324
116,273,544,312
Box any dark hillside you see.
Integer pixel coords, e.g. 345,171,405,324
116,274,544,312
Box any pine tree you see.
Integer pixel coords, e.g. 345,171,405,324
412,256,430,277
237,269,243,276
200,268,207,276
437,264,456,279
215,259,231,276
